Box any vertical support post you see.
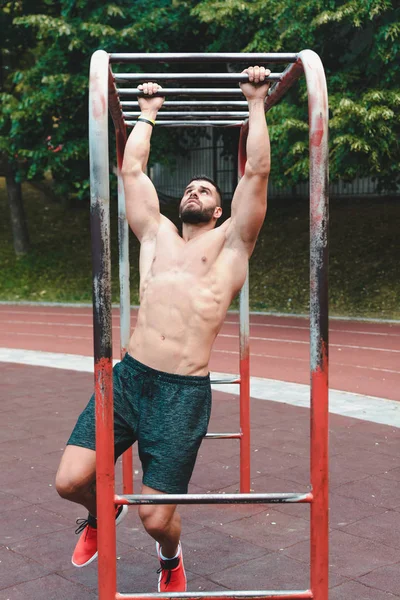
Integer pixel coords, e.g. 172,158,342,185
109,68,133,494
89,50,116,600
117,135,134,494
299,50,329,600
115,131,129,361
111,86,134,495
212,127,218,184
238,123,251,493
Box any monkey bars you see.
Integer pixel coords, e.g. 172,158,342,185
89,50,329,600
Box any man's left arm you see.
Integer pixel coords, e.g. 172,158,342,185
227,67,271,255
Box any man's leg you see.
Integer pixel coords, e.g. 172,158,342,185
139,484,186,592
55,445,97,514
138,483,180,557
56,444,128,568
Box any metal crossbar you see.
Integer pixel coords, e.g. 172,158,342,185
210,377,240,384
89,49,329,600
114,72,282,82
116,592,313,600
115,493,312,505
118,87,247,97
205,432,241,439
123,112,249,118
109,52,299,63
121,101,250,107
125,120,244,128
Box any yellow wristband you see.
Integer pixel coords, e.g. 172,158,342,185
137,115,155,126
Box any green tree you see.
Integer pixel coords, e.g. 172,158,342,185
0,0,43,255
192,0,400,191
4,0,399,260
3,0,210,254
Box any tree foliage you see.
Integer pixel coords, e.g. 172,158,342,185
192,0,400,190
1,0,212,200
1,0,399,201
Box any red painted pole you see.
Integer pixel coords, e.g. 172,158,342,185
94,359,116,600
122,448,133,494
238,123,251,493
264,53,329,600
299,50,329,600
89,50,117,600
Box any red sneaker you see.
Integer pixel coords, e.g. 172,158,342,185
71,504,128,567
156,542,187,592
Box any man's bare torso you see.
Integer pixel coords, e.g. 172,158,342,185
128,215,248,376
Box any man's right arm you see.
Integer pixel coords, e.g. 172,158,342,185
121,83,164,242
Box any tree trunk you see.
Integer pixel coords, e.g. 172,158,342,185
5,164,30,256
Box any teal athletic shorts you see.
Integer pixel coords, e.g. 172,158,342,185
67,353,212,494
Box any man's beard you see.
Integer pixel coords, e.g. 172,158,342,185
180,204,215,224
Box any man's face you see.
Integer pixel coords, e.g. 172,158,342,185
179,180,220,224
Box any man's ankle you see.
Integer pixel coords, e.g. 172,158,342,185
87,513,97,528
159,544,180,561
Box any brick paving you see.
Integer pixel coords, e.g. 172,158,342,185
1,362,400,599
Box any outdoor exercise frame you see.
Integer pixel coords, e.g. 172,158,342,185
89,51,329,600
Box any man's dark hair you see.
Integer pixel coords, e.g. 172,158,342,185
187,175,223,207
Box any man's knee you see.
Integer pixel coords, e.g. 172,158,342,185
139,505,172,538
55,471,78,500
56,445,96,500
55,469,91,500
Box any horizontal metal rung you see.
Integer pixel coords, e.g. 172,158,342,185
109,52,298,63
205,432,241,439
116,591,313,600
118,88,245,97
121,101,249,107
210,377,240,384
123,112,249,118
125,121,244,128
115,73,282,83
115,492,313,505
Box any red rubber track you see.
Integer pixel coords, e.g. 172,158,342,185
0,304,399,401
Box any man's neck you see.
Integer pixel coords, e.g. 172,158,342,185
181,221,215,242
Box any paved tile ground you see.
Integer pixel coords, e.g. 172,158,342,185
1,362,400,599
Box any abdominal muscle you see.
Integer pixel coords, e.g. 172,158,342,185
128,269,232,376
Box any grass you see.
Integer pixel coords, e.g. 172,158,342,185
1,178,399,319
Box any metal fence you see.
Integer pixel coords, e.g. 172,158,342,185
151,128,398,200
151,135,237,203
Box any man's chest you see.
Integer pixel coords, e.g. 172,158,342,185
145,229,228,278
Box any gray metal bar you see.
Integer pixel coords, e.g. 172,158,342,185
118,88,245,97
115,73,281,83
125,120,244,128
109,52,298,64
117,168,130,357
210,377,240,384
116,592,313,600
123,111,249,118
205,432,241,439
121,101,249,108
115,492,312,505
239,268,251,492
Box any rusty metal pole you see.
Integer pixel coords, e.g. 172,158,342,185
117,161,134,493
108,70,134,495
238,123,251,493
89,50,116,600
299,49,329,600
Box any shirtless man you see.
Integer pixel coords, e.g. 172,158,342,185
56,66,271,592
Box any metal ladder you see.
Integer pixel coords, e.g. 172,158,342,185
89,51,329,600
